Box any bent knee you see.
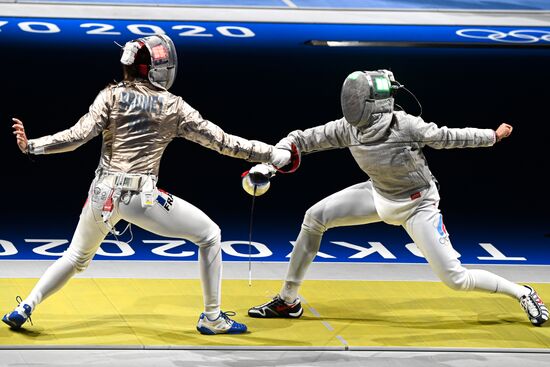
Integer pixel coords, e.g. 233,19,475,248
302,205,328,234
196,223,221,248
63,250,93,273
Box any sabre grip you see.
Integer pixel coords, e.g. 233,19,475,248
241,165,273,197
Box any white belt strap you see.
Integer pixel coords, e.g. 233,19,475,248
97,172,157,192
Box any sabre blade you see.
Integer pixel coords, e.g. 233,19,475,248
248,185,257,286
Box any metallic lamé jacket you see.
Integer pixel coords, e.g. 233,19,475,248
276,111,496,200
28,81,273,176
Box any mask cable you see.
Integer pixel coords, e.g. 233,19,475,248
392,80,423,117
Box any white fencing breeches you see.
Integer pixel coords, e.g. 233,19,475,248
23,181,223,317
282,181,381,295
281,180,527,302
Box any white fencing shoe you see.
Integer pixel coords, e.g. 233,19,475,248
519,285,548,326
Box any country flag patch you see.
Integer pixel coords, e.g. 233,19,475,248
156,188,173,212
437,215,447,236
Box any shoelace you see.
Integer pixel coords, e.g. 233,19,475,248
15,296,33,326
261,295,298,307
219,311,236,325
256,296,282,308
521,294,541,317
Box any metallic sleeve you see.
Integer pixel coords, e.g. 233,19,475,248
275,118,354,154
177,99,273,162
28,89,111,155
409,116,496,149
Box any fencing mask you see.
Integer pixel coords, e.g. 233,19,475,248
120,34,178,90
341,70,396,128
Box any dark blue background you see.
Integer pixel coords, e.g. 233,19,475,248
0,217,547,263
0,18,548,264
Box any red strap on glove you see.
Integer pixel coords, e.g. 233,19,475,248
275,143,300,174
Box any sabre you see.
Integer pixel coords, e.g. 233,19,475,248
241,163,281,286
248,185,257,286
242,166,273,286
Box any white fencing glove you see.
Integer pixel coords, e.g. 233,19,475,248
242,164,276,196
273,143,301,173
270,148,291,168
250,163,276,177
120,41,143,65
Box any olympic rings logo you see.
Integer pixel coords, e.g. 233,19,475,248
456,29,550,43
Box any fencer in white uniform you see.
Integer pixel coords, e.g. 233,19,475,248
5,35,291,335
247,70,548,326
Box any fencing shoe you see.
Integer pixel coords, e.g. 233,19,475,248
248,295,303,318
2,296,33,330
519,285,548,326
196,311,247,335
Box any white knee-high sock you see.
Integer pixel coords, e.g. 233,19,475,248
468,269,529,299
280,228,323,303
23,256,77,311
198,235,222,319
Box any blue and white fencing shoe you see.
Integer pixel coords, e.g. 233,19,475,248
196,311,247,335
2,296,33,330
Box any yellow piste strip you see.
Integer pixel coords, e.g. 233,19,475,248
1,279,548,349
299,281,550,349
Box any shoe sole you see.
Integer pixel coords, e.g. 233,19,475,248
196,326,216,335
2,316,22,330
289,308,304,318
248,307,303,318
530,317,548,327
196,326,248,335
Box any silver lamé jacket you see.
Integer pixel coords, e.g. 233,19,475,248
276,111,496,200
28,81,274,176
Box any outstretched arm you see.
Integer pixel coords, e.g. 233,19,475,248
177,99,289,165
276,118,355,154
24,89,111,155
410,116,511,149
242,118,354,195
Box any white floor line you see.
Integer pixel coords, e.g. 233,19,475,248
1,261,549,283
301,295,350,350
281,0,298,8
2,349,550,367
1,345,549,353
